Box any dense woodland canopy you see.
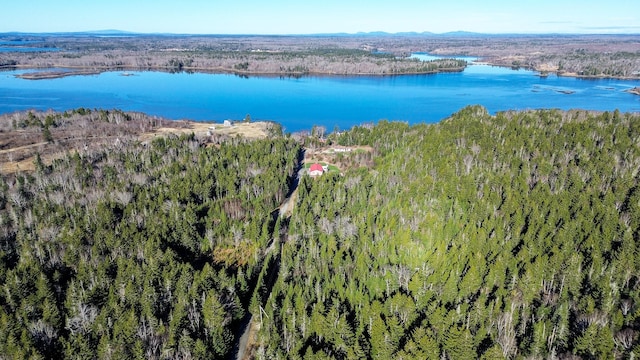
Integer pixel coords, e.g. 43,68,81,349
0,111,300,359
2,107,640,359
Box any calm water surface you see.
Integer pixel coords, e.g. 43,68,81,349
0,41,59,53
1,64,639,132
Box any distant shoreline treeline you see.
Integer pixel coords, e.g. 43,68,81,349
1,33,639,79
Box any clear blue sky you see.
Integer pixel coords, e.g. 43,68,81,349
2,0,639,34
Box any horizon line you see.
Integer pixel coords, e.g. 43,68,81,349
2,29,640,37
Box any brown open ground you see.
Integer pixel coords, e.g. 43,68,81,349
138,121,269,142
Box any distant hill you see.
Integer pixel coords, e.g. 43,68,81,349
79,29,138,35
1,30,637,38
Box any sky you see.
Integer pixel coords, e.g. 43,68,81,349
2,0,639,35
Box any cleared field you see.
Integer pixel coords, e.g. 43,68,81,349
139,121,270,142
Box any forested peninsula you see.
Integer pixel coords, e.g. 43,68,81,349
2,107,640,359
1,33,639,79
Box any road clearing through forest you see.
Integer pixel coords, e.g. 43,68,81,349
233,148,304,360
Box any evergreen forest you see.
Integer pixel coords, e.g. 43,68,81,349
2,106,640,359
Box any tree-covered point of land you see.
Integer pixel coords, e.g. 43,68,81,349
259,107,640,359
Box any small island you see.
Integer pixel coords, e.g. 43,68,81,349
16,69,102,80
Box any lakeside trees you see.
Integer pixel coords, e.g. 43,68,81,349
0,36,468,77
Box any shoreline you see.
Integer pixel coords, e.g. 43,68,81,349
479,62,640,81
3,33,639,83
10,63,639,81
12,65,466,80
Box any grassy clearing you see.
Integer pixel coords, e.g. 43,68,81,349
139,121,270,142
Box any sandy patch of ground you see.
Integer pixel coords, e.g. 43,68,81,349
1,157,36,173
537,63,560,72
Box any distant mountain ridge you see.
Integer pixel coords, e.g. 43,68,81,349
1,29,636,37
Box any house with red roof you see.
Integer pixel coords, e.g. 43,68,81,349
309,163,324,177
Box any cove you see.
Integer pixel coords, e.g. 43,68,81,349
1,65,639,132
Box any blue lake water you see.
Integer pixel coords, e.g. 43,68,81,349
0,47,58,53
0,41,58,53
1,64,639,132
410,52,478,62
